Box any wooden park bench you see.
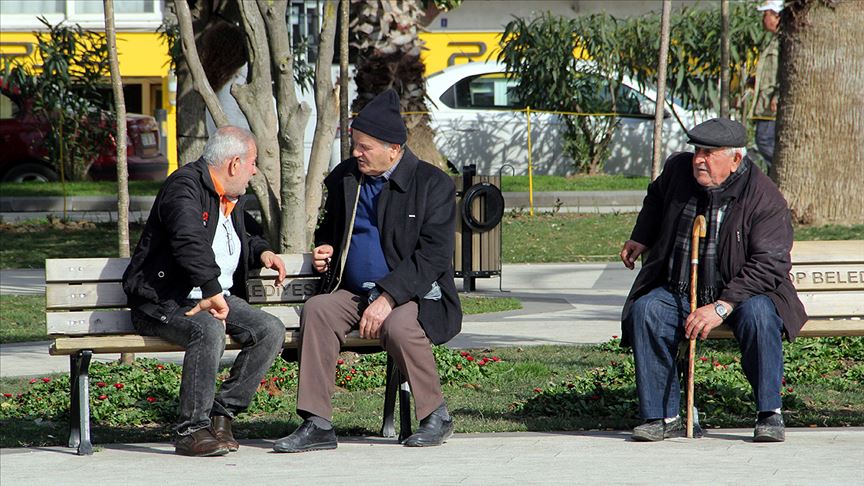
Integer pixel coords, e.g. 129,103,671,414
45,254,412,455
709,240,864,338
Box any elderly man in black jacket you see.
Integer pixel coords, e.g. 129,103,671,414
619,118,806,443
274,89,462,453
123,126,287,457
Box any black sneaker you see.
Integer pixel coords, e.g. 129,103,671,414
754,413,785,442
632,416,685,442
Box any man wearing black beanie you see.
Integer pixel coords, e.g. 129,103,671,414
275,89,462,452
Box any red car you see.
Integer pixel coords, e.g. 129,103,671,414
0,90,168,182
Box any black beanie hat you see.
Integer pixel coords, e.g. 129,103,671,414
351,88,407,145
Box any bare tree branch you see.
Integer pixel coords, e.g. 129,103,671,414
174,0,228,127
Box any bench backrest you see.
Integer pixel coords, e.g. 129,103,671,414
782,240,864,319
45,254,319,337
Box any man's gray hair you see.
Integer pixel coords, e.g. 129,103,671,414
726,147,747,158
202,126,257,167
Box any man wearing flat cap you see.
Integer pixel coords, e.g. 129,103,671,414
619,117,806,443
274,89,462,452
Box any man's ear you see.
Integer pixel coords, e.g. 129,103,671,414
228,156,241,175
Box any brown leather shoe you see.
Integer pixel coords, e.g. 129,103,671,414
175,427,229,457
211,415,240,452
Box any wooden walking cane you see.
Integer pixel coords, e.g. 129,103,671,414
687,215,707,438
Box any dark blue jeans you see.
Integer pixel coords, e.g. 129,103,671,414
628,287,784,419
131,295,285,435
755,120,776,167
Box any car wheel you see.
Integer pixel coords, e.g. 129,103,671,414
2,163,59,183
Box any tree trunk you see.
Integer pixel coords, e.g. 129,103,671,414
104,0,134,365
774,0,863,225
305,1,339,247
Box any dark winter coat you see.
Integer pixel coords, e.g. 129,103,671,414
122,158,271,322
316,148,462,345
621,152,807,346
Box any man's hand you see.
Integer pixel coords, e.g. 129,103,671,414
260,250,286,287
685,303,726,340
186,292,230,323
359,292,395,339
620,240,648,270
312,245,334,274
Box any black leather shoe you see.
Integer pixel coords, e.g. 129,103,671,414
175,427,229,457
273,420,337,453
403,413,454,447
211,415,239,452
754,413,785,442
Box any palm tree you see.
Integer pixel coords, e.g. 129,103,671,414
350,0,461,170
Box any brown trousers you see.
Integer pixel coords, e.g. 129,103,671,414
296,289,444,421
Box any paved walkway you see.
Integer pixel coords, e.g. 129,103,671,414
2,430,861,485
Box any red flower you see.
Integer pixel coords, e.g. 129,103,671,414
97,382,107,387
345,376,352,381
146,397,157,403
477,361,486,367
155,365,165,370
466,356,474,362
2,393,12,398
337,359,345,365
29,379,37,384
350,368,356,374
41,377,51,383
533,387,542,393
699,357,708,362
260,379,267,384
492,356,500,362
612,335,619,339
781,377,786,385
114,383,124,389
787,387,794,392
280,367,288,372
272,377,279,382
460,351,468,357
98,395,108,400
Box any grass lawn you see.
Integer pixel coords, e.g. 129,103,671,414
1,338,861,448
0,181,163,197
501,175,650,192
4,215,859,270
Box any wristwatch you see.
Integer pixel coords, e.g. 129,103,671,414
714,302,729,320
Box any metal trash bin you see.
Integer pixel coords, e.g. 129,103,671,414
454,164,504,291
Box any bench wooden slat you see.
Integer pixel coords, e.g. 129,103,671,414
49,330,378,355
46,254,315,283
47,306,303,336
798,290,864,317
791,241,864,264
47,278,317,310
46,258,130,283
789,263,864,291
709,318,864,339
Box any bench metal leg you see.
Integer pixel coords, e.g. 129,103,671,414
380,354,413,441
68,350,94,455
380,355,398,438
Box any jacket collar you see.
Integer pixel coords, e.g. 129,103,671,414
386,148,418,192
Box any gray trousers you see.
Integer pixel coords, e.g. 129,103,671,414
131,295,285,435
296,289,445,421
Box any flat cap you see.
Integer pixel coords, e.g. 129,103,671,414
687,118,747,148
